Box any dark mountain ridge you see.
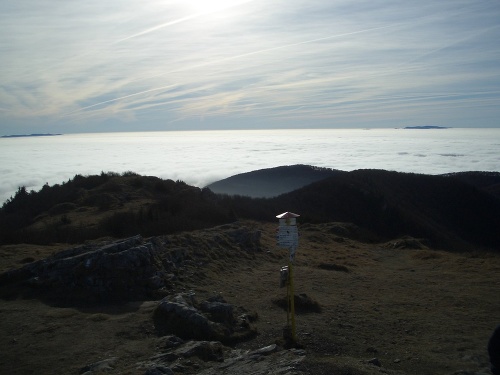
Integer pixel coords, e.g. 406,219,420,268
205,164,340,197
1,167,499,252
271,169,500,250
444,171,500,198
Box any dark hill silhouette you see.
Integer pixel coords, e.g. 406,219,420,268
205,165,340,197
210,168,500,250
265,170,500,250
0,172,235,245
1,168,499,252
443,171,500,199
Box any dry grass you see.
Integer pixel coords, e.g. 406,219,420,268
0,243,69,273
0,221,498,374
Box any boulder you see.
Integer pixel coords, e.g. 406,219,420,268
171,341,225,362
142,342,306,375
0,224,263,307
79,357,118,374
153,293,257,344
0,235,169,305
200,301,234,323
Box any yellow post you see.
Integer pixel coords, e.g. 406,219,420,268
288,260,296,343
286,273,290,326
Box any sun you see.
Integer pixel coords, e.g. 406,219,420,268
184,0,247,14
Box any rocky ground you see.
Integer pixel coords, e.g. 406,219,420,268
0,220,498,374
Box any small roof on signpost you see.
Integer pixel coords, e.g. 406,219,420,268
276,212,300,219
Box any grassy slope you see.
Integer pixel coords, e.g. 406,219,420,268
0,221,498,374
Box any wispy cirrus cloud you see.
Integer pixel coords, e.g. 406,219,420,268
1,0,499,133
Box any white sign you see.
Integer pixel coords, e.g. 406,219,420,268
277,225,299,248
279,217,296,226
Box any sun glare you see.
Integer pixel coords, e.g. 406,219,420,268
185,0,248,14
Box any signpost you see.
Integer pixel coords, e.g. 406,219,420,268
276,211,300,344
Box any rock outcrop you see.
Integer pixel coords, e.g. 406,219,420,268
153,293,258,344
0,223,262,306
0,235,159,305
138,339,306,375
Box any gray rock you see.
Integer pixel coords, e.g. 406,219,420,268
79,357,118,374
143,341,305,375
156,335,185,349
153,293,257,344
0,225,263,307
171,341,225,362
154,297,222,340
200,301,234,323
0,236,165,305
367,357,381,367
250,344,279,356
200,346,305,375
144,367,174,375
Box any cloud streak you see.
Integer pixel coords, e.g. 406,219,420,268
1,0,499,133
63,23,401,118
116,13,203,43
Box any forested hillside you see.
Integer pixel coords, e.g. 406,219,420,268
1,168,499,252
0,172,234,244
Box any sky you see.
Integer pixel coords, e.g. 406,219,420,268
1,0,499,134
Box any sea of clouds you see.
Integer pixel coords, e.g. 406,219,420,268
1,128,499,205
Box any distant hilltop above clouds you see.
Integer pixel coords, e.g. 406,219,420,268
1,133,62,138
403,126,449,129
